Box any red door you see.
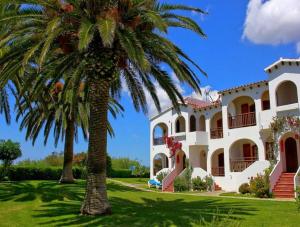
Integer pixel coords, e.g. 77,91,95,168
243,144,251,160
285,137,298,172
217,119,222,128
241,104,249,114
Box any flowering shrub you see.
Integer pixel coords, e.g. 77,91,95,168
165,137,182,158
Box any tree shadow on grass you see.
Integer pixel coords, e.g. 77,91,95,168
0,181,84,202
33,183,256,227
0,181,257,226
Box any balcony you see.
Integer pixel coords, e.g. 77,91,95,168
211,167,225,176
210,128,223,139
187,131,208,145
228,112,256,129
230,158,257,172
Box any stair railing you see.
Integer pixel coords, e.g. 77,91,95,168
294,166,300,198
162,167,177,192
269,161,283,192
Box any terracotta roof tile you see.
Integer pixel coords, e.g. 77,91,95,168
219,80,268,94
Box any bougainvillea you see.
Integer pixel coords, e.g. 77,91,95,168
165,137,182,158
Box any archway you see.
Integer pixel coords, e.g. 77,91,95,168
276,81,298,106
175,150,186,171
229,139,258,172
211,149,225,176
190,115,196,132
175,116,186,133
153,123,168,145
153,153,169,175
227,96,256,129
285,137,298,172
210,112,223,139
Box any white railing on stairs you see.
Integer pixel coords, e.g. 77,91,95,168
294,166,300,198
162,167,185,192
269,161,283,192
162,168,176,192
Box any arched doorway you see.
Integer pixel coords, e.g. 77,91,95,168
285,137,298,172
153,153,169,175
211,149,225,176
175,150,186,171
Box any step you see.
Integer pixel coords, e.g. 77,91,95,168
273,192,294,197
273,189,294,193
274,185,294,190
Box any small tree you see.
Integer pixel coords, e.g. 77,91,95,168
0,140,22,178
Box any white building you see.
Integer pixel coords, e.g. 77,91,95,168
150,58,300,198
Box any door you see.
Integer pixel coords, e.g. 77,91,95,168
243,144,251,160
285,137,298,172
241,104,249,114
218,153,224,175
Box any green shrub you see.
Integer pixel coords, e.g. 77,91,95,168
110,169,132,178
156,171,168,183
249,173,270,198
192,177,207,191
205,175,214,191
239,183,250,194
174,176,189,192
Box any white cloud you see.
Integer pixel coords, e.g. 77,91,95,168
243,0,300,52
190,85,220,103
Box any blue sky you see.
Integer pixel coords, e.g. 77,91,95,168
1,0,300,166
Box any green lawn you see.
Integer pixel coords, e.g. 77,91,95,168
0,180,299,226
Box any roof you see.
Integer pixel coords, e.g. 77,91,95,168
265,58,300,73
184,97,221,110
219,80,268,95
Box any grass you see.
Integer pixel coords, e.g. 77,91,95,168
0,180,299,226
220,192,257,198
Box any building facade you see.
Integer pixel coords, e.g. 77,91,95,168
150,58,300,197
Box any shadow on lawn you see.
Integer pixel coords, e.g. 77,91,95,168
0,181,256,226
36,183,255,226
0,181,84,202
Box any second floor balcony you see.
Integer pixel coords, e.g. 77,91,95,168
210,128,223,139
228,112,256,129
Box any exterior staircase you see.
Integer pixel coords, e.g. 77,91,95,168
163,182,174,192
273,173,295,198
214,183,222,191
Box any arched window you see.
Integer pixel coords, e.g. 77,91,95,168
153,153,169,175
276,81,298,106
199,115,206,131
189,115,196,132
175,116,186,133
153,123,168,145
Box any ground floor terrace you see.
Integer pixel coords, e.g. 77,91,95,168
0,179,299,226
152,131,300,194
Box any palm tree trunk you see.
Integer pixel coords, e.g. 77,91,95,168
59,118,75,183
80,78,111,215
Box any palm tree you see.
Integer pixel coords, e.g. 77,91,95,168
0,0,207,215
16,80,123,183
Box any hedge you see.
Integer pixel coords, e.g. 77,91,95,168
0,166,149,181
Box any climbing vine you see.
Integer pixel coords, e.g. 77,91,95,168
269,116,300,165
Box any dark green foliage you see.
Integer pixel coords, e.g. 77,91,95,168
239,183,250,194
110,169,132,178
192,177,207,191
174,176,189,192
0,140,22,167
3,166,83,181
